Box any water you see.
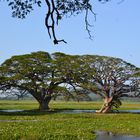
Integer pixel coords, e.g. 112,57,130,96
60,109,96,114
0,120,38,122
119,110,140,113
60,109,140,114
0,109,24,113
94,131,140,140
1,109,140,114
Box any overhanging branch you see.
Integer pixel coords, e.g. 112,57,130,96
45,0,67,44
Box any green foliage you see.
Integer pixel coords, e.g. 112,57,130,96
0,51,139,111
132,72,140,77
6,0,111,19
7,0,41,19
4,0,111,44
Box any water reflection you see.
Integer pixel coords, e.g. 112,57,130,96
94,131,140,140
0,109,24,113
1,109,140,114
0,119,38,122
119,110,140,113
60,109,140,114
60,109,96,114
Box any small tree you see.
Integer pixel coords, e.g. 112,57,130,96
1,88,28,100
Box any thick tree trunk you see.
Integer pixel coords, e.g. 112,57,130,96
96,97,113,113
38,96,52,111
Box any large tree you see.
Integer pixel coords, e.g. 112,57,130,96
56,53,139,113
0,52,139,112
5,0,110,44
0,51,69,110
0,51,87,110
76,55,139,113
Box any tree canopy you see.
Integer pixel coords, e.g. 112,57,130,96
5,0,110,44
78,55,139,112
0,51,139,112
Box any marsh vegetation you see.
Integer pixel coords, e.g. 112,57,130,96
0,100,140,140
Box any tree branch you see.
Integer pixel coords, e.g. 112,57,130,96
45,0,67,44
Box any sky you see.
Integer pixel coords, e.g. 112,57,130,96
0,0,140,67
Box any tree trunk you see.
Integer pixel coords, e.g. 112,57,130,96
96,97,113,113
38,96,52,111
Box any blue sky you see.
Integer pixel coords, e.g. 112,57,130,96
0,0,140,67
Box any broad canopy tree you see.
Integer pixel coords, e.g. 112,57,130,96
0,51,71,110
5,0,110,44
58,54,139,113
0,51,139,112
0,51,86,110
77,55,139,113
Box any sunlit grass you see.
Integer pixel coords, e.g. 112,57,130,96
0,100,140,110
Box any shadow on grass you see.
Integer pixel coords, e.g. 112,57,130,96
0,108,83,116
0,109,59,116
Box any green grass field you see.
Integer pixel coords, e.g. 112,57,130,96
0,100,140,140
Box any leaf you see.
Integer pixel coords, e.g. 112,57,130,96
8,2,14,6
37,1,41,7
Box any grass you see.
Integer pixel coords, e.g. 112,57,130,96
0,100,140,140
0,100,140,110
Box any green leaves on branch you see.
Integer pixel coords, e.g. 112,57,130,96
7,0,41,18
5,0,111,44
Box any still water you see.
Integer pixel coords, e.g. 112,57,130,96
1,109,140,113
94,131,140,140
60,109,140,114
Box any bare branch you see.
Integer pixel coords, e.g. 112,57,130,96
45,0,67,44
